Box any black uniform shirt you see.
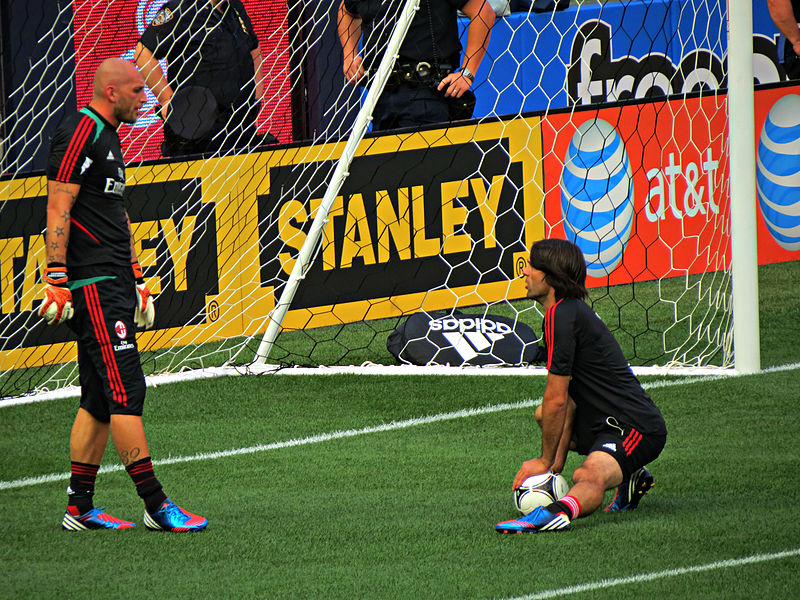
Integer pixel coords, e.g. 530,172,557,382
344,0,468,69
46,106,131,269
543,298,666,445
140,0,259,108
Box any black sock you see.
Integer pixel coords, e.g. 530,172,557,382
68,461,99,514
546,495,581,520
125,457,167,514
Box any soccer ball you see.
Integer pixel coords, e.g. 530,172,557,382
513,472,570,515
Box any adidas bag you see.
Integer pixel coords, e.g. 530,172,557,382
387,311,545,367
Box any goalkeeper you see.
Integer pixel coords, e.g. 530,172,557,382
42,58,207,533
495,239,667,534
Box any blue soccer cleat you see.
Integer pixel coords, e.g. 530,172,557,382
144,498,208,532
605,467,655,512
495,506,571,534
62,506,136,531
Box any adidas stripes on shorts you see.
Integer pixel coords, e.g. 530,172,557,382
67,265,146,421
587,418,667,479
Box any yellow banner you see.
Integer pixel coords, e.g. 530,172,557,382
0,116,544,369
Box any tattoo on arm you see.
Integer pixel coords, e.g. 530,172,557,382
54,184,78,204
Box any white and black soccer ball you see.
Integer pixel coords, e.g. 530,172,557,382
513,472,570,515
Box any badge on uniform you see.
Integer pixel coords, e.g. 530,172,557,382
151,7,173,27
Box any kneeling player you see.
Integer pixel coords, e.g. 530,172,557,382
495,239,667,534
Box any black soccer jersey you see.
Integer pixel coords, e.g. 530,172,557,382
543,298,666,437
140,0,259,109
344,0,468,69
46,106,131,268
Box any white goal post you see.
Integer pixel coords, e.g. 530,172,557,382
3,0,795,400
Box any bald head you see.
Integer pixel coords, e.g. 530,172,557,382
93,58,141,98
90,58,146,126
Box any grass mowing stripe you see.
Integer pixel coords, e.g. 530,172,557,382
2,366,797,492
502,548,800,600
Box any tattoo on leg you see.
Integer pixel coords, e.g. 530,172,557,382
120,447,142,466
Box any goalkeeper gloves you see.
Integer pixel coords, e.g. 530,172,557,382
39,264,74,325
132,261,155,329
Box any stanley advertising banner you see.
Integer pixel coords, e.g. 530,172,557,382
255,120,542,329
0,119,545,367
2,84,798,369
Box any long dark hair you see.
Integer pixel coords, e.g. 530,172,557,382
529,238,588,300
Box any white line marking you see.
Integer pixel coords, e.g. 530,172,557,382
501,548,800,600
1,366,797,491
0,399,538,491
8,359,800,407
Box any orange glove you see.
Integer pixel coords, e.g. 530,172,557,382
39,264,74,325
132,261,155,329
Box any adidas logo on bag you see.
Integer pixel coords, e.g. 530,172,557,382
428,317,513,361
603,442,617,452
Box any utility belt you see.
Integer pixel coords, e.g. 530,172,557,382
372,59,476,121
382,61,456,89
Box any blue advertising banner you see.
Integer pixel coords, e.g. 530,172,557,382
461,0,789,119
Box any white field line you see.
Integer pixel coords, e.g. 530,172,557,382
0,370,776,492
501,547,800,600
0,398,539,491
0,364,742,406
4,360,800,408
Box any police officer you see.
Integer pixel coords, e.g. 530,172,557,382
767,0,800,79
337,0,495,131
135,0,274,156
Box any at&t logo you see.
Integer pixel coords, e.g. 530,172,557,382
560,118,634,278
756,94,800,251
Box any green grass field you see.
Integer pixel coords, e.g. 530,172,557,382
1,261,799,599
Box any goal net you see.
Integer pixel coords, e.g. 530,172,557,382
0,0,785,398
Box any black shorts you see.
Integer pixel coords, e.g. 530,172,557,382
582,417,667,480
67,265,145,421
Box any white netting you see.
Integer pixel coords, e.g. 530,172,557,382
1,0,781,397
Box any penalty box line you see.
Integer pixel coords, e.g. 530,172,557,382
0,372,776,492
501,547,800,600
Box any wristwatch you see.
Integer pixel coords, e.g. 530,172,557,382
459,67,475,82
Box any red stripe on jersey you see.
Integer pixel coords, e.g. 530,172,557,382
544,299,562,371
56,116,94,182
71,217,101,244
84,284,127,407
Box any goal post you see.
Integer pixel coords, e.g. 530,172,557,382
727,0,761,375
3,0,795,400
254,0,421,364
